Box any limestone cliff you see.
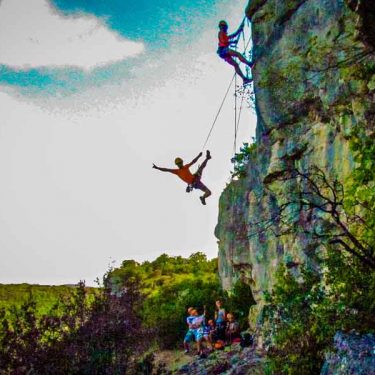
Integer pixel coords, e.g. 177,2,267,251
216,0,374,329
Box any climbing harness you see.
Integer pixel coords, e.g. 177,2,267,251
201,18,254,154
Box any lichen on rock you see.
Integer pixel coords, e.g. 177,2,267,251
216,0,375,333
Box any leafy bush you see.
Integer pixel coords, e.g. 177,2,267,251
0,284,96,317
142,278,224,349
263,249,375,375
225,279,255,330
231,141,256,179
0,279,149,374
109,253,225,349
0,252,258,372
345,124,375,260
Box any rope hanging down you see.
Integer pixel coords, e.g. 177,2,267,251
201,72,236,151
233,82,246,154
234,73,238,153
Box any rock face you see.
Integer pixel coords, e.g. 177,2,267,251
321,332,375,375
216,0,375,329
176,345,264,375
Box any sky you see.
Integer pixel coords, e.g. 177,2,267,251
0,0,257,285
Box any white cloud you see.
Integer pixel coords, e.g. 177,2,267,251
0,0,145,70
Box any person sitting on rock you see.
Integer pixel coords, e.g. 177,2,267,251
225,313,241,344
203,319,216,350
153,150,212,205
217,20,254,85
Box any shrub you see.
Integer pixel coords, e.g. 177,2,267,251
263,249,375,375
0,279,149,374
231,142,256,179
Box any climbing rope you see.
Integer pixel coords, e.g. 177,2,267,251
201,72,236,151
234,73,238,153
233,85,245,155
201,17,253,153
232,16,246,47
232,18,252,155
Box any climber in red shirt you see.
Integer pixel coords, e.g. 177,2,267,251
153,150,212,205
217,20,254,84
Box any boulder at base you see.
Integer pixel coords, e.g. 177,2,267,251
321,332,375,375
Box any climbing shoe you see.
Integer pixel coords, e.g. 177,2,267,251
248,60,256,69
206,150,211,159
200,196,206,205
243,77,252,85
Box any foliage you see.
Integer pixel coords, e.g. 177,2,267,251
0,279,149,374
142,277,223,349
255,124,375,373
0,284,96,317
258,165,375,268
108,253,255,349
108,252,225,349
0,253,256,372
231,141,256,179
345,124,375,261
225,279,255,330
259,141,375,373
263,250,375,375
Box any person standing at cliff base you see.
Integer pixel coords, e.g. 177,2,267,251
214,299,227,341
217,20,254,85
183,307,196,353
153,150,212,205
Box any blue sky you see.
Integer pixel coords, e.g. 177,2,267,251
0,0,256,285
51,0,215,46
0,0,228,95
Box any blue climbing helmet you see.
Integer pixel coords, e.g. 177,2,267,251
218,20,228,28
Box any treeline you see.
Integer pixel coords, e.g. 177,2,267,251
0,253,254,374
0,284,95,316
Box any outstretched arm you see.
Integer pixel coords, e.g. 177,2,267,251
153,164,176,173
228,20,244,39
187,152,202,167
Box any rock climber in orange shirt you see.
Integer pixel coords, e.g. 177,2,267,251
217,20,254,84
153,150,212,205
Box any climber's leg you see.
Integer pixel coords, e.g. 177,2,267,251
224,55,248,82
194,180,211,205
227,49,253,67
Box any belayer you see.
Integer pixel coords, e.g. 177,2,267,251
153,150,212,205
217,20,254,85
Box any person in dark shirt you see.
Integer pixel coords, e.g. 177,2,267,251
225,313,241,344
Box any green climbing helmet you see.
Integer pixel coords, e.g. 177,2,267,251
175,157,183,165
218,20,228,27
